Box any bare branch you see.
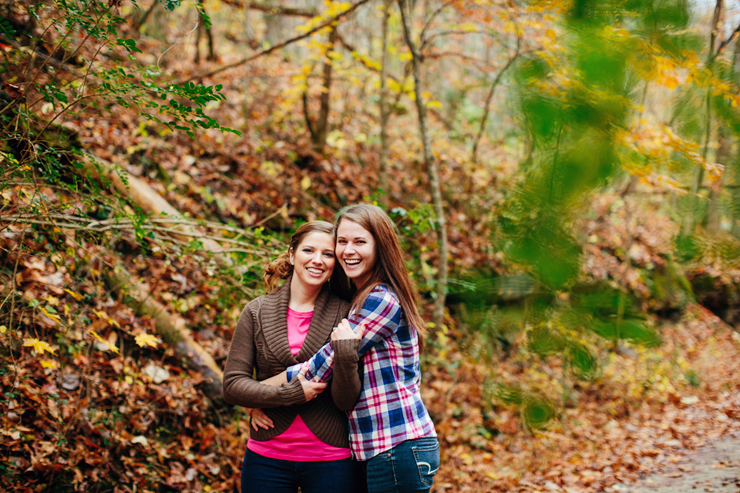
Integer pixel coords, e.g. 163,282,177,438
174,0,372,84
218,0,317,17
715,22,740,57
471,52,521,163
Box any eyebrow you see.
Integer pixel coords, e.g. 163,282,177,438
302,243,334,251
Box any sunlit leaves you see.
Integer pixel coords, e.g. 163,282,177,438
23,338,56,355
89,330,119,354
135,333,161,349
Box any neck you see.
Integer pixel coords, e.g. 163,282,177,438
289,275,322,312
354,274,372,292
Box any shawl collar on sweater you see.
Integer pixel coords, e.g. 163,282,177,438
259,276,341,366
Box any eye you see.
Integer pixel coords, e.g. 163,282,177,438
337,239,347,245
303,248,313,253
324,252,334,258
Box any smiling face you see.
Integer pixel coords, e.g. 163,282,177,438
336,219,377,290
289,232,336,290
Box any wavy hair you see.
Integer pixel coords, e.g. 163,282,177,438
336,204,426,341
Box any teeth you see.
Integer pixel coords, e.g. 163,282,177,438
307,268,323,274
345,259,361,265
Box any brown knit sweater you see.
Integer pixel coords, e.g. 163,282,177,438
223,279,361,448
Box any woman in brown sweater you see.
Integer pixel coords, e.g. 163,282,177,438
223,221,363,493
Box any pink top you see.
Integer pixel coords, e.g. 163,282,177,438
248,308,351,461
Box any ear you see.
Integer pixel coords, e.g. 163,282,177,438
289,248,295,266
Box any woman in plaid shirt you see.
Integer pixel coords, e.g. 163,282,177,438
286,204,440,493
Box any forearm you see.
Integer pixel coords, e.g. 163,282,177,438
287,342,336,383
223,308,304,408
330,339,362,411
260,371,288,387
223,370,304,408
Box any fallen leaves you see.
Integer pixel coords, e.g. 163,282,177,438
22,338,56,355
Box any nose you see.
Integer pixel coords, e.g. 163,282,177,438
343,242,355,254
311,252,323,264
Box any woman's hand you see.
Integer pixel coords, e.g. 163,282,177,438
296,372,327,402
331,318,365,342
249,409,274,431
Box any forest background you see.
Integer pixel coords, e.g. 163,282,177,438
2,0,740,491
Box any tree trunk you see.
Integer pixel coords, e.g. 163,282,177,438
104,263,224,398
205,11,216,61
705,125,730,231
311,25,339,153
471,52,519,164
81,154,233,267
398,0,448,328
378,0,392,204
682,0,723,237
195,18,203,65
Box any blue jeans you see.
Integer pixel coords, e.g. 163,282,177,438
241,448,360,493
363,437,440,493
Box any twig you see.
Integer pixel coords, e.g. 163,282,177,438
471,50,521,163
0,214,281,254
174,0,372,84
419,0,456,47
714,22,740,58
0,213,282,242
217,0,317,17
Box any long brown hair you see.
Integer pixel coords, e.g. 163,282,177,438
263,221,350,299
336,204,427,340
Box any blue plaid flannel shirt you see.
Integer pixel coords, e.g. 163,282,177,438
286,285,436,460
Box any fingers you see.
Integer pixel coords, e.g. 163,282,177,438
331,319,363,341
300,377,326,401
357,322,368,337
250,410,274,430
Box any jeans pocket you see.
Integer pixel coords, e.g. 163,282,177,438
411,439,440,487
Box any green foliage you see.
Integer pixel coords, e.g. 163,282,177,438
0,16,16,38
464,0,700,427
158,0,182,11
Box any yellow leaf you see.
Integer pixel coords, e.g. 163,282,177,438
663,76,679,90
426,100,443,110
93,309,120,328
0,325,6,334
39,307,61,325
23,338,56,355
64,289,84,301
398,52,413,62
301,176,312,191
546,28,557,40
135,333,161,349
40,359,58,369
89,330,119,354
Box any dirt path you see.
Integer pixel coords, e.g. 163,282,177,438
607,432,740,493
